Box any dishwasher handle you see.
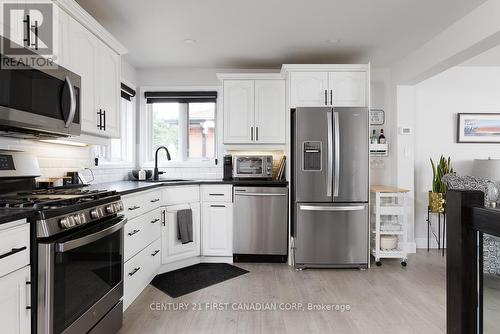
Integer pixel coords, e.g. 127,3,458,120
234,192,287,197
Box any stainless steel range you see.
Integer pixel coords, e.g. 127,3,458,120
0,151,125,334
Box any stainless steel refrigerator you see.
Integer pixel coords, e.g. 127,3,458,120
292,107,369,269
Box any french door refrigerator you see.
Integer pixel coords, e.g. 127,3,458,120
292,107,369,269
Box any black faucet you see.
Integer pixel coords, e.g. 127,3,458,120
153,146,171,181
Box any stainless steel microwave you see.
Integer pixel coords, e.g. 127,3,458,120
0,38,81,139
233,155,273,179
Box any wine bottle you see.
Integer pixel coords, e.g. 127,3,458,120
371,129,378,144
378,129,386,144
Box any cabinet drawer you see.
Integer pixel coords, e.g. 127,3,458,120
122,189,162,219
201,185,232,202
124,238,161,309
162,186,199,206
124,209,162,261
0,222,30,278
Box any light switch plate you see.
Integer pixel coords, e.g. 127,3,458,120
399,127,412,135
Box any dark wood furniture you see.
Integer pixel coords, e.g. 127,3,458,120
447,189,500,334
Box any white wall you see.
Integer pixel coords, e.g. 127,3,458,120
413,66,500,246
0,138,130,183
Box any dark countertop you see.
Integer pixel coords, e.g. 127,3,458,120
0,208,35,225
0,179,288,224
87,179,288,196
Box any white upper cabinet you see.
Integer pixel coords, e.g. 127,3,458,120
254,80,286,143
223,80,255,143
285,65,369,108
221,76,286,144
59,2,125,140
68,16,99,136
328,71,367,107
96,39,120,138
290,72,329,107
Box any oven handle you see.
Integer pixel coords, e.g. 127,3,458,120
55,217,127,252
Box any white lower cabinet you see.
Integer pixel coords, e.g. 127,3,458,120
124,238,161,310
202,202,233,256
161,202,201,264
0,220,30,334
124,208,162,262
0,266,30,334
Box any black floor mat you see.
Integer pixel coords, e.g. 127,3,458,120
151,263,249,298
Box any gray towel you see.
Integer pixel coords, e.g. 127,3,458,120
177,209,193,244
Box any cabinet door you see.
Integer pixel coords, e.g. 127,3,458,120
223,80,255,143
254,80,286,144
96,41,121,138
290,72,329,107
68,17,100,136
161,203,201,264
0,266,30,334
202,203,233,256
54,7,69,68
328,71,367,107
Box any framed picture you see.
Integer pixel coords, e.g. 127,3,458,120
457,113,500,143
369,109,385,125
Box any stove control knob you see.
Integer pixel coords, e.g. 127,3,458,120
59,217,70,229
90,209,99,219
73,214,82,225
106,205,115,214
79,213,87,225
113,203,121,212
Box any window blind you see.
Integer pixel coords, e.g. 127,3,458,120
144,91,217,104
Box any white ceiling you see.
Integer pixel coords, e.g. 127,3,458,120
75,0,486,69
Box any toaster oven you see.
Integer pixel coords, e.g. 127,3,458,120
233,155,273,179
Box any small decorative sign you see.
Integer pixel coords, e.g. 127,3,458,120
457,113,500,143
369,109,385,125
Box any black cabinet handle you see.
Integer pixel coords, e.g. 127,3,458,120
23,15,30,47
128,205,140,211
0,246,27,260
210,205,226,208
127,229,140,236
330,90,333,105
150,218,160,224
209,193,225,196
324,90,327,105
151,250,160,257
97,109,103,129
103,110,106,131
251,126,254,141
128,267,140,276
150,198,160,203
256,127,259,141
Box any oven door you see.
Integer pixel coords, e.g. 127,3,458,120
234,156,265,178
38,216,125,334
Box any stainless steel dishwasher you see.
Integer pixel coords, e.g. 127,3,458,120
233,186,288,262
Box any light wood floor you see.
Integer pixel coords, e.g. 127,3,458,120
120,251,446,334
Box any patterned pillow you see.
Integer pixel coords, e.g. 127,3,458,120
441,174,500,275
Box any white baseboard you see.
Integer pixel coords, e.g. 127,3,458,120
201,256,233,264
416,237,446,249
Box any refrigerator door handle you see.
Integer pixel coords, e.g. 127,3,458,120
327,110,333,197
334,111,340,197
299,205,366,212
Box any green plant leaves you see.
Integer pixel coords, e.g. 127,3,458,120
430,155,453,193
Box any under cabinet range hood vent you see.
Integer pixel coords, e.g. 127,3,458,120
0,38,82,139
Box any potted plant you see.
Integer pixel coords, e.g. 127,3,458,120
429,155,454,213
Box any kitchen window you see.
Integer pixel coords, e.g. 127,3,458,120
146,91,217,163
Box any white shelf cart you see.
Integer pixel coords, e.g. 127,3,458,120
370,186,409,267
